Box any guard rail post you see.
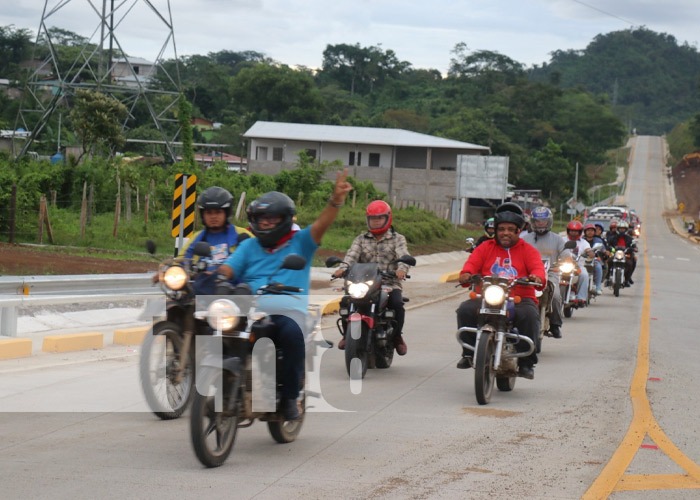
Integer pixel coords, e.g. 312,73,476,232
1,306,18,337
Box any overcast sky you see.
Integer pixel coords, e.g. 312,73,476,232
4,0,699,73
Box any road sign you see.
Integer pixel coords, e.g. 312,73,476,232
171,174,197,238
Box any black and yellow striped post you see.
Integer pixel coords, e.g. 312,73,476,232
171,174,197,256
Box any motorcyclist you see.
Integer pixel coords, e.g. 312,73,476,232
474,218,496,248
521,206,569,338
605,220,637,286
219,171,353,421
333,200,410,355
582,223,605,295
565,220,593,307
456,202,545,379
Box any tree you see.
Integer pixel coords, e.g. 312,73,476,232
69,89,128,162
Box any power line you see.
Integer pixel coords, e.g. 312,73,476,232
571,0,636,26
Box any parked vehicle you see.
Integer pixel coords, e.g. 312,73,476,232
325,254,416,379
189,254,324,468
456,274,539,405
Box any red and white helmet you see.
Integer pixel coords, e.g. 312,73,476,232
366,200,392,235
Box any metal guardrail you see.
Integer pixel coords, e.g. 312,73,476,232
0,274,159,338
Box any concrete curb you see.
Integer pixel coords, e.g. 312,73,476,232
439,270,461,283
42,332,103,353
0,338,32,360
113,327,149,346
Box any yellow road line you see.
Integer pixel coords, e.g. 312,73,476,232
582,139,700,498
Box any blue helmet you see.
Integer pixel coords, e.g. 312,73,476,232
530,206,553,235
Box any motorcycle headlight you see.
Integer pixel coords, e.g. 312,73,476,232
614,250,625,260
483,285,506,306
347,281,371,299
163,266,187,291
560,262,575,274
207,299,241,331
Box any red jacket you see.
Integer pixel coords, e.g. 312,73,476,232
460,238,546,301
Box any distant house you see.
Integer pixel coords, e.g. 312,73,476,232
112,57,156,87
243,121,490,216
176,152,247,171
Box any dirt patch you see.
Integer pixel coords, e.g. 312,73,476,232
672,153,700,220
0,243,158,276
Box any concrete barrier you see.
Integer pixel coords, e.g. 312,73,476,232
0,338,32,360
113,327,149,346
439,270,461,283
42,332,103,353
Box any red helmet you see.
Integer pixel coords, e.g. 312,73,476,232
567,220,583,240
583,223,596,233
366,200,392,235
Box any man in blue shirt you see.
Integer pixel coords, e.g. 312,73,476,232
219,170,353,420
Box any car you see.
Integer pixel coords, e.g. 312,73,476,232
588,206,628,220
584,217,615,233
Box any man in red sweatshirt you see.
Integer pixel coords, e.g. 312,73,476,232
456,202,546,379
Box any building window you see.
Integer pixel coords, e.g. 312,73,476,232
368,153,380,167
357,152,362,166
256,146,268,160
273,147,283,161
348,151,355,166
305,149,317,159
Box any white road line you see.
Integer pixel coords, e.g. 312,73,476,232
676,257,691,261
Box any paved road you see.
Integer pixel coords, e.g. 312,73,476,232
1,136,699,499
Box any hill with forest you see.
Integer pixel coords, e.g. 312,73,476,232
529,27,700,135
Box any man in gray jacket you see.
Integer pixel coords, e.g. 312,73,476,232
521,206,569,339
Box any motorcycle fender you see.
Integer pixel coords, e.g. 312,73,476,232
199,353,241,374
349,312,374,328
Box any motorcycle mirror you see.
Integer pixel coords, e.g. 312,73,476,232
193,241,211,257
397,255,417,267
146,240,156,255
592,242,604,251
564,240,577,250
281,254,306,270
325,256,342,268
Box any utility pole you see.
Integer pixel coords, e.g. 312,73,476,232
573,162,579,203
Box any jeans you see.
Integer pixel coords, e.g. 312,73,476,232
268,314,305,400
592,260,603,289
576,267,589,301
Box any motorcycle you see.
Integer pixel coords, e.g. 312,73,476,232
535,240,575,350
456,274,539,405
325,254,416,380
608,246,632,297
189,254,325,468
582,242,605,304
139,239,217,420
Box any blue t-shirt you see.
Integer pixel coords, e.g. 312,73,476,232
224,227,318,314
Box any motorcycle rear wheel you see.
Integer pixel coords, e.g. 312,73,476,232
139,321,194,420
190,368,240,468
496,376,516,392
345,321,369,379
373,336,395,369
268,375,306,443
563,306,572,318
474,333,496,405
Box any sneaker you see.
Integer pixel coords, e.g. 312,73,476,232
338,337,346,350
550,324,562,339
628,278,634,285
623,281,630,288
394,335,407,356
596,286,602,295
518,364,535,379
456,356,472,369
281,398,300,421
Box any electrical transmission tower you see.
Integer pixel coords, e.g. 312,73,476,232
12,0,182,161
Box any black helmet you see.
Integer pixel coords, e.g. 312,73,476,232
247,191,296,248
494,202,525,229
197,186,234,222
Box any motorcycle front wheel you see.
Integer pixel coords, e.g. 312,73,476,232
373,332,395,369
345,321,369,379
268,374,306,443
139,321,194,420
190,368,240,468
613,269,622,297
474,333,496,405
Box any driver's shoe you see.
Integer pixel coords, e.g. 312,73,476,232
281,398,300,421
394,335,407,356
549,324,562,339
456,356,472,369
338,336,346,350
518,364,535,379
